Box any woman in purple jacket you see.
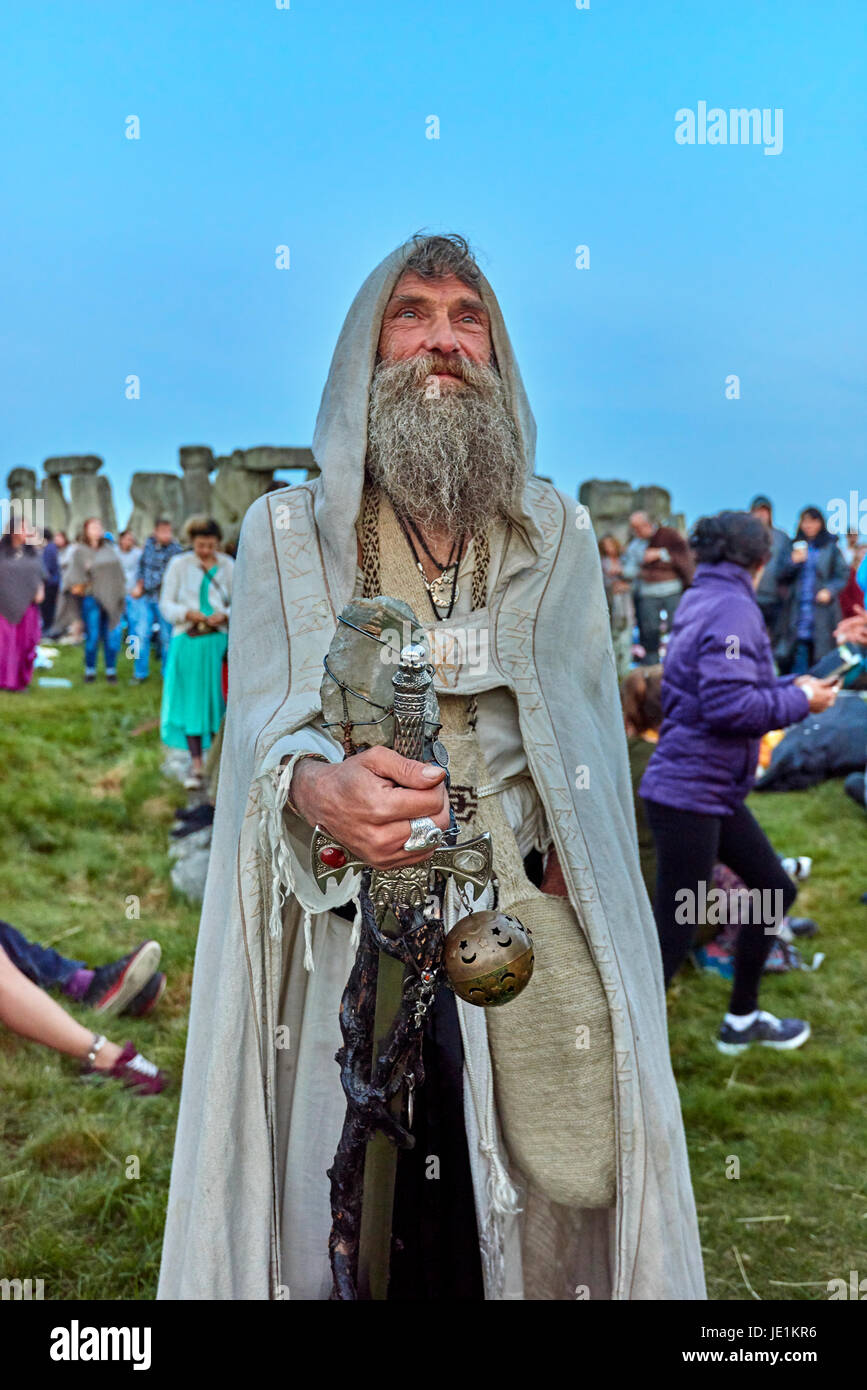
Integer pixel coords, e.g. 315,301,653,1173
640,512,838,1054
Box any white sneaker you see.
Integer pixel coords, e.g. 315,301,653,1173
716,1010,811,1055
781,856,812,881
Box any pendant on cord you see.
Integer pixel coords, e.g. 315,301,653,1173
419,561,459,611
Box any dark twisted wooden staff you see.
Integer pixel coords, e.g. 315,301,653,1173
326,885,445,1300
310,621,492,1300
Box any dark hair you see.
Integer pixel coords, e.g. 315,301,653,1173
795,506,833,548
154,516,173,529
401,232,482,290
689,511,771,569
0,529,36,555
749,494,773,514
185,515,222,542
621,666,664,735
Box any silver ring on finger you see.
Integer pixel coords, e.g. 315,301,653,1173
403,816,445,853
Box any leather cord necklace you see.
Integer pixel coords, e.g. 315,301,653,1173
390,503,466,620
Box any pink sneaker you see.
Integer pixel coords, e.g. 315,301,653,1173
82,1041,168,1095
110,1042,168,1094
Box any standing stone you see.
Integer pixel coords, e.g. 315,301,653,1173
211,445,316,547
96,476,118,536
179,446,214,522
578,478,680,545
41,477,70,535
127,472,185,541
211,460,273,549
6,467,37,501
4,469,41,534
41,456,108,538
43,454,102,478
232,446,313,474
579,479,638,546
633,485,673,525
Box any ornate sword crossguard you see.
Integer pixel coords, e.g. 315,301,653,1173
311,824,493,910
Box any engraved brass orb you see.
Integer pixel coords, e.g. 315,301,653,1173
443,910,534,1007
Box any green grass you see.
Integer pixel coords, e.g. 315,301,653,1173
1,645,865,1300
670,779,867,1301
0,645,199,1299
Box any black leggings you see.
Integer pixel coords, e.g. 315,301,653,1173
643,798,797,1015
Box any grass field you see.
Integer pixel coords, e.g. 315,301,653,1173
1,644,865,1300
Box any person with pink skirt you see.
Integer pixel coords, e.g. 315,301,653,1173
0,526,44,690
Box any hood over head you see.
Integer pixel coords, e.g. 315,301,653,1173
311,238,545,605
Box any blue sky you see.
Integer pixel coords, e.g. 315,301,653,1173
3,0,864,534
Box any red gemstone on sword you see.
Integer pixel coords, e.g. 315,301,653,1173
319,844,347,868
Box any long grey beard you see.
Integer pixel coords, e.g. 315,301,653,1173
366,354,526,535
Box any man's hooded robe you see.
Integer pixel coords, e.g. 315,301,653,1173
157,241,706,1302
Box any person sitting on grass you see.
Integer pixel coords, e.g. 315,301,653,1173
0,941,167,1094
0,923,165,1017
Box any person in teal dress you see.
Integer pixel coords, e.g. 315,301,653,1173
158,517,234,788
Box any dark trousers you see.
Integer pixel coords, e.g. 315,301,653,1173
40,582,59,632
637,589,682,664
643,799,797,1014
0,920,84,990
389,986,484,1300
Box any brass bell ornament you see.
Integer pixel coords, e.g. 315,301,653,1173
443,910,534,1007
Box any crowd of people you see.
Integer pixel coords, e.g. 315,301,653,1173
0,511,235,1095
610,502,866,1055
0,512,234,785
600,494,865,678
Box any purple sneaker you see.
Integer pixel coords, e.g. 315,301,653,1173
716,1011,811,1055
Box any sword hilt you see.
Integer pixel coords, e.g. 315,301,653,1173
310,641,493,909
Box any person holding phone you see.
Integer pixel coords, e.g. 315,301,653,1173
625,510,695,663
776,506,848,673
640,511,838,1054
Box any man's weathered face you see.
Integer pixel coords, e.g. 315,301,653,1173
629,512,653,539
366,268,524,535
378,272,492,382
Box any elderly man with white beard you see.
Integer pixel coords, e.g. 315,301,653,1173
158,234,705,1303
